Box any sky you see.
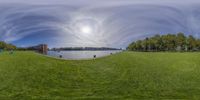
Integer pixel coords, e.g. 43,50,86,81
0,0,200,48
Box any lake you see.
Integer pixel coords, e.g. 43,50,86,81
47,50,122,60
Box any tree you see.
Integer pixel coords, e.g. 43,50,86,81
176,33,186,51
0,41,16,50
165,34,176,51
196,39,200,50
128,33,200,52
6,44,17,50
187,35,196,51
152,34,161,51
137,40,142,51
0,41,7,49
127,42,136,51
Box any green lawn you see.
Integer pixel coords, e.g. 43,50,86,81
0,51,200,99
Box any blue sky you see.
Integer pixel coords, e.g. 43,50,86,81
0,0,200,48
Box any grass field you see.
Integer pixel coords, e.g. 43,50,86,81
0,51,200,99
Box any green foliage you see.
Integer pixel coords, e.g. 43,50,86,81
0,41,6,49
128,33,200,52
0,41,16,50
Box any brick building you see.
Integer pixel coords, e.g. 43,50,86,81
28,44,48,54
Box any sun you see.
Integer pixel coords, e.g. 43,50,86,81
70,18,99,36
80,26,92,34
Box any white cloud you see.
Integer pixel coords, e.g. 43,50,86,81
0,0,200,48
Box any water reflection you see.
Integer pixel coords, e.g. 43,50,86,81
47,50,122,60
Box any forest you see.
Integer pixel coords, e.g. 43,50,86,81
0,41,16,50
128,33,200,52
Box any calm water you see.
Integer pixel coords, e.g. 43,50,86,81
47,50,122,60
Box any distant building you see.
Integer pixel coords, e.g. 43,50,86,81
28,44,48,54
38,44,48,54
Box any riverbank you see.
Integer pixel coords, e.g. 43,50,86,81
0,51,200,99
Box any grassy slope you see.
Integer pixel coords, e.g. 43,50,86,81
0,51,200,99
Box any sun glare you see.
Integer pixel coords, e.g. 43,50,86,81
81,26,92,34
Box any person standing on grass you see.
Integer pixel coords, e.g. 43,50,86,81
9,50,14,55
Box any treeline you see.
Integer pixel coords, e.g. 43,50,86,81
128,33,200,52
0,41,17,50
